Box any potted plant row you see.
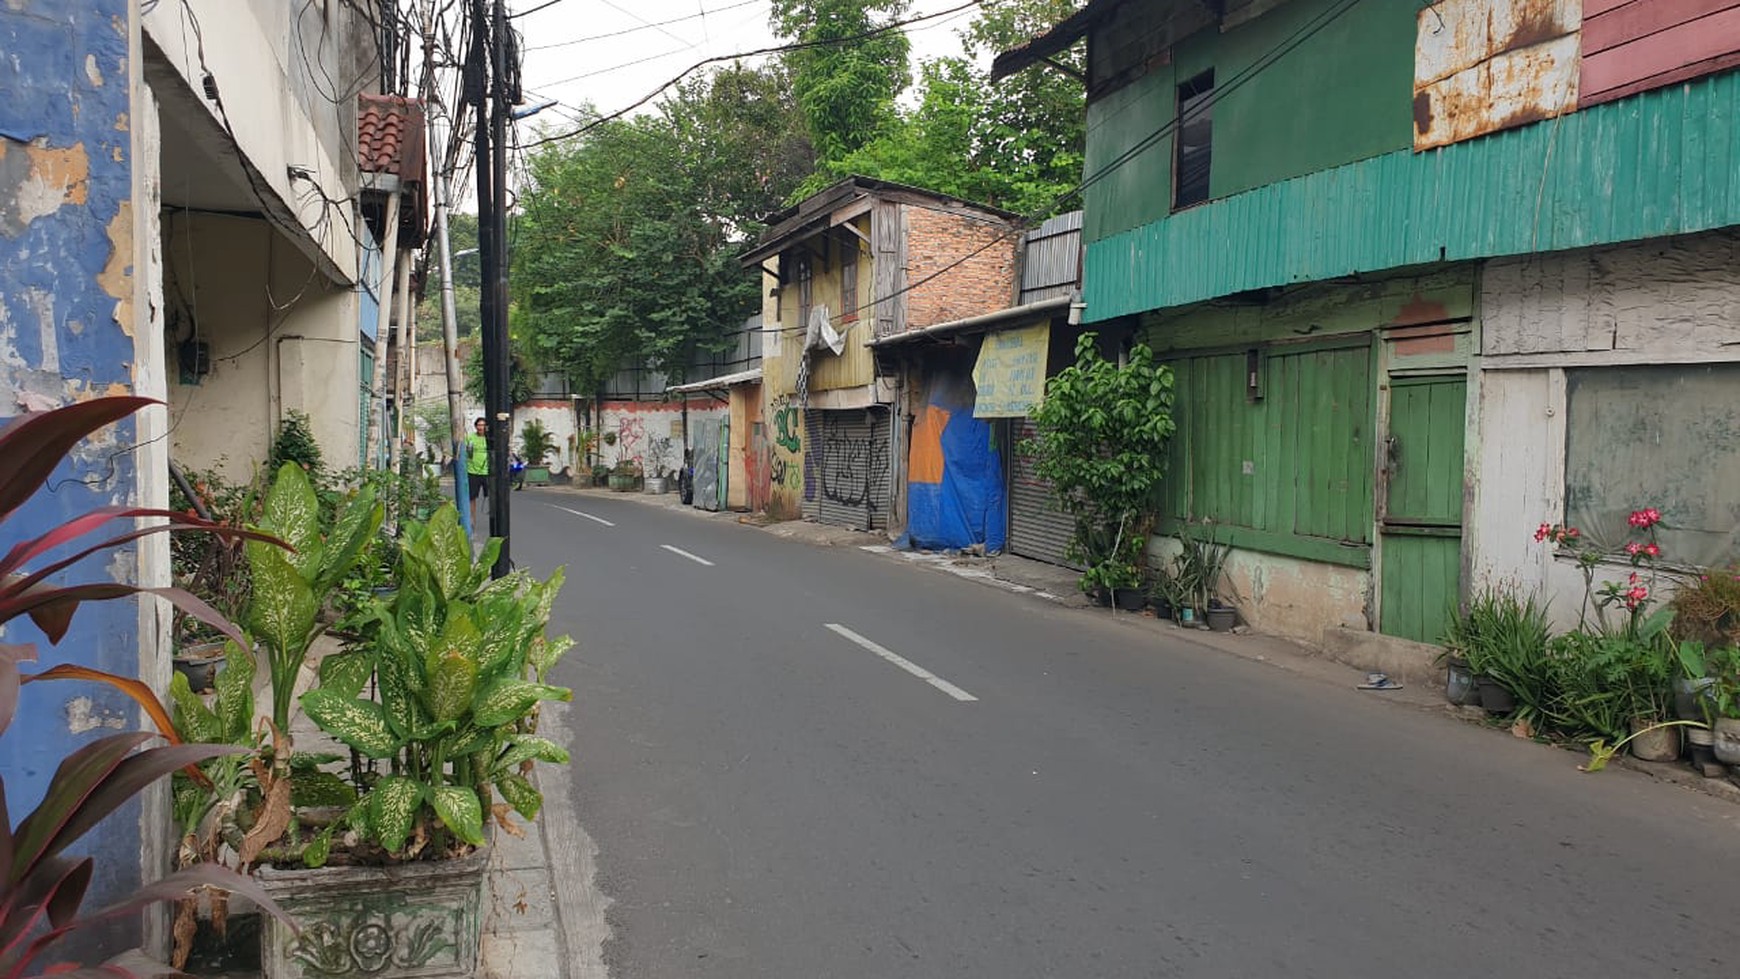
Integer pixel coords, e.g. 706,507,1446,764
157,461,575,976
0,397,300,976
259,503,573,978
1445,511,1740,774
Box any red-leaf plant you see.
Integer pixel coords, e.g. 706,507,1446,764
0,397,295,975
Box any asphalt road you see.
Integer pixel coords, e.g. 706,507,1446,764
512,489,1739,979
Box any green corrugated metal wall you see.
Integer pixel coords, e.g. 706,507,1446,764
1159,336,1374,567
1086,68,1740,321
1082,0,1414,244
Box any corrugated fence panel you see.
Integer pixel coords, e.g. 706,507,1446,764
1020,211,1083,304
806,408,891,531
1085,69,1740,320
1008,420,1080,569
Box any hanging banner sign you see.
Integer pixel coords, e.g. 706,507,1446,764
972,323,1050,418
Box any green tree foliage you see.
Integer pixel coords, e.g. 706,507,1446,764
417,212,482,340
463,341,535,407
514,67,810,392
1022,334,1177,590
771,0,911,164
665,63,816,229
796,0,1085,215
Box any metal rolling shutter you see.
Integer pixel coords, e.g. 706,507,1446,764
806,408,891,531
1008,419,1080,569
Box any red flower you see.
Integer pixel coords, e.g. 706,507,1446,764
1624,541,1642,556
1628,507,1662,529
1628,571,1639,585
1643,542,1660,558
1563,527,1580,539
1534,523,1551,543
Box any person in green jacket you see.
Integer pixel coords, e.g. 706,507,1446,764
466,416,489,530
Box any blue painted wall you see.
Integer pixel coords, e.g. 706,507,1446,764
0,0,149,958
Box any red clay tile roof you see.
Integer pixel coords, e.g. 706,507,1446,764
357,94,427,181
357,93,428,246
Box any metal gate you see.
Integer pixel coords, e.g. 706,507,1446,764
1008,419,1080,569
805,408,891,531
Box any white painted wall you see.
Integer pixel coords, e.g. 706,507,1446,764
597,400,727,478
513,402,579,476
1472,232,1740,629
143,0,365,281
165,214,359,480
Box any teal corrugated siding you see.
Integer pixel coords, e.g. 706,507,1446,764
1084,69,1740,321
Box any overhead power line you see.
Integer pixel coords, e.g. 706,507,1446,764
525,0,764,51
521,0,984,149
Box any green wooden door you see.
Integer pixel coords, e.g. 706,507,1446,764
1379,375,1466,644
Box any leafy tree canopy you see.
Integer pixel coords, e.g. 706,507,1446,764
513,65,811,393
794,0,1085,216
771,0,911,165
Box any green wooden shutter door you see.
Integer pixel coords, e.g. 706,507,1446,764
1379,375,1466,644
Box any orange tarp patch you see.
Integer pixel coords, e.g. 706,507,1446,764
908,404,949,484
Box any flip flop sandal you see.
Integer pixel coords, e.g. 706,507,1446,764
1358,673,1403,691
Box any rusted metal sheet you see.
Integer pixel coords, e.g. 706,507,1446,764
1581,0,1740,107
1413,0,1583,151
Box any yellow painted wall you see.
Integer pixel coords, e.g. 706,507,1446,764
758,215,877,518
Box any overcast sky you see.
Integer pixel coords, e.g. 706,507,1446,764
506,0,989,136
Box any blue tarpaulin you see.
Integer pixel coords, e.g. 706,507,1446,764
905,370,1007,552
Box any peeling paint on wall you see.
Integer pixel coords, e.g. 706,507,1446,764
0,140,93,234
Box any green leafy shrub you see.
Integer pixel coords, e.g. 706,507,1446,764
269,409,325,483
298,505,574,863
1023,334,1177,596
520,419,557,467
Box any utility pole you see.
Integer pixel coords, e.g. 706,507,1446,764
487,0,512,578
469,0,510,576
432,143,471,532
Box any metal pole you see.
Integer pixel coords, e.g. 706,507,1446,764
389,251,414,474
364,192,402,468
471,0,502,569
431,112,471,536
487,0,512,577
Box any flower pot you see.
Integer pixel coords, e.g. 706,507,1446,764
1673,676,1717,722
257,840,491,979
1204,604,1236,632
1475,676,1515,715
1712,718,1740,766
608,473,636,492
1153,599,1173,620
1687,726,1721,774
644,476,668,495
1113,587,1145,611
1178,607,1198,627
1627,718,1681,763
1443,656,1479,706
1088,585,1112,607
173,640,228,693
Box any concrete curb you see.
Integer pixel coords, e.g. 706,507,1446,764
481,702,608,979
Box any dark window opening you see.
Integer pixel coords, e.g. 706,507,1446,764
841,239,859,321
798,255,813,328
1174,70,1214,210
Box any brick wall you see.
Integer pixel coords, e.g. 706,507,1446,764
904,207,1019,329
